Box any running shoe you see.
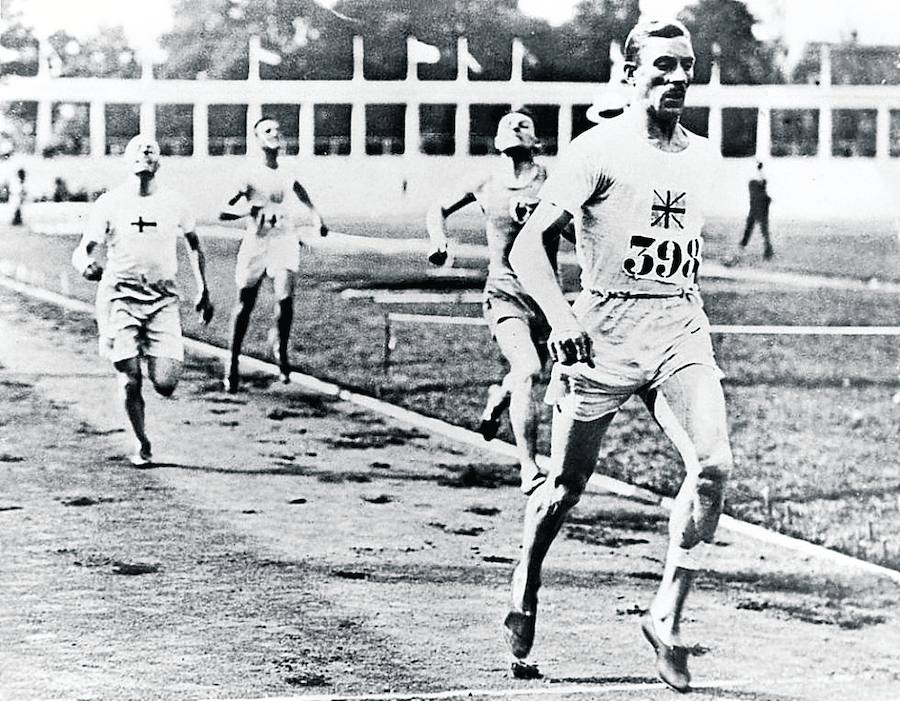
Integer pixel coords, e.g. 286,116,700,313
478,384,510,440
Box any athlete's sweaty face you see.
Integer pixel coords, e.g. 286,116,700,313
254,119,282,151
631,35,695,119
125,136,161,175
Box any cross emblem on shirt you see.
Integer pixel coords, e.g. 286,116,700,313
131,216,157,233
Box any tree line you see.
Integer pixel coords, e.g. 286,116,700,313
1,0,784,85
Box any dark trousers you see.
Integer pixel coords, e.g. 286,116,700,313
741,207,772,257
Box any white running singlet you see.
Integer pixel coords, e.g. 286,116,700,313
85,184,195,288
539,111,718,296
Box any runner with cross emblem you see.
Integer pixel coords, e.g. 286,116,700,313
71,134,214,467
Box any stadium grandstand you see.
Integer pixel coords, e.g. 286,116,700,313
1,32,899,220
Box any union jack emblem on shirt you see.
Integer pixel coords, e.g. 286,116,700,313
651,189,686,230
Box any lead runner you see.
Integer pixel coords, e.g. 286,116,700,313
502,18,734,692
71,135,214,466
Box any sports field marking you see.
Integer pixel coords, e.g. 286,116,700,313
710,324,900,335
29,219,900,295
340,290,579,304
389,311,485,325
426,266,483,280
1,269,899,587
288,230,900,295
382,312,900,336
340,290,485,304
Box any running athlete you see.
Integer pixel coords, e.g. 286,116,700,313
426,111,560,495
71,135,214,466
220,117,328,392
502,20,733,692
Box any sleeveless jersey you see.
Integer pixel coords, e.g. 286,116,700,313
470,162,553,285
539,110,718,296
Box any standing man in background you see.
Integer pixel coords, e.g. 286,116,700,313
220,117,328,392
502,18,733,693
729,159,773,263
10,167,27,226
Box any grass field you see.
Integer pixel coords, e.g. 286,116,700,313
2,214,899,571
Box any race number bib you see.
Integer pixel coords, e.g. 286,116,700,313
622,235,702,285
250,185,286,233
508,196,538,226
252,203,284,233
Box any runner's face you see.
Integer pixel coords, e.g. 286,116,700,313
255,120,282,151
495,113,538,153
632,35,694,119
127,139,160,175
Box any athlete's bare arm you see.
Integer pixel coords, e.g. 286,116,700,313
72,201,109,282
425,191,477,265
219,188,249,221
72,237,104,281
292,181,328,237
183,230,214,324
509,201,592,365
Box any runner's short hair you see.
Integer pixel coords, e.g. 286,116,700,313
623,19,691,71
254,116,278,130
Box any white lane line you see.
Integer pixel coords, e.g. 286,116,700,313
0,272,94,314
2,271,899,587
710,324,900,336
383,312,900,336
340,289,485,304
339,291,578,304
389,312,486,325
29,221,900,295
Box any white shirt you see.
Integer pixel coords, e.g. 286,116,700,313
85,184,195,283
539,109,718,295
227,160,310,240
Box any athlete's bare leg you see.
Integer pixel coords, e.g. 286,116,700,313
226,281,261,391
643,364,732,647
271,269,296,382
506,409,614,660
114,357,152,462
147,356,182,397
493,318,545,494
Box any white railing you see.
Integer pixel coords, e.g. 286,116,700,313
1,37,898,161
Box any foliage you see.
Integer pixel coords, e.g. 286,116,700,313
525,0,641,82
679,0,781,84
1,0,782,85
47,27,141,79
156,0,781,84
0,19,40,77
158,0,355,80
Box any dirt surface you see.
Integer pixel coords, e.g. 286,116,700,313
3,222,900,573
1,286,900,701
